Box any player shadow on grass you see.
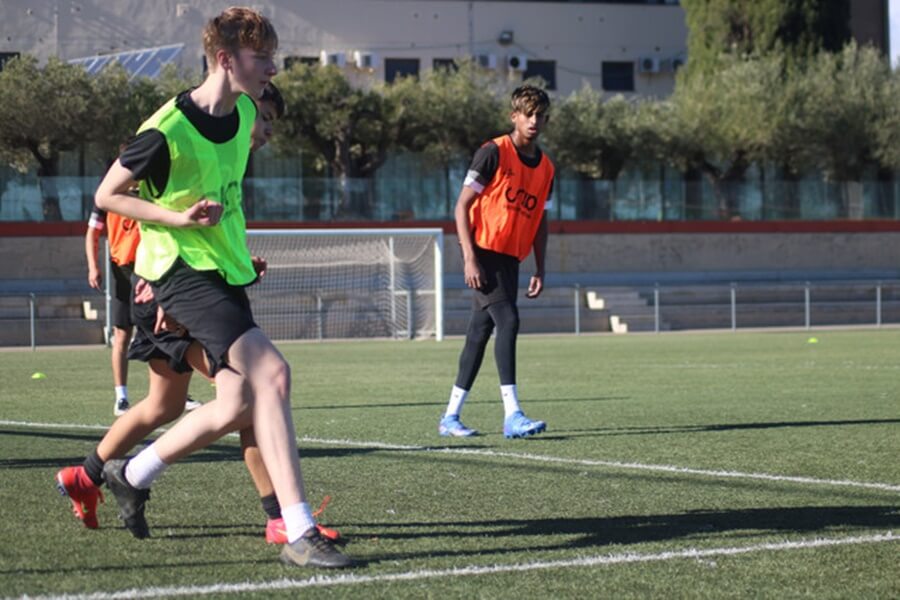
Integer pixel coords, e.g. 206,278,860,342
2,425,445,469
352,505,900,563
548,417,900,438
296,396,627,412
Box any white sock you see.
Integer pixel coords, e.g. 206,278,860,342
282,502,317,543
444,385,469,418
124,445,168,489
501,384,521,418
115,385,128,401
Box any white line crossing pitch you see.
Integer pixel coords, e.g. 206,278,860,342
10,531,899,600
2,419,898,493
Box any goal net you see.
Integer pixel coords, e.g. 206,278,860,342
246,228,444,341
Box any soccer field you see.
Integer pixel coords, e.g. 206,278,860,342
1,330,898,599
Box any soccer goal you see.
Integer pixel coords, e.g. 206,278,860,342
246,228,444,341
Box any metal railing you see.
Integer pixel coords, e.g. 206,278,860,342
568,279,900,334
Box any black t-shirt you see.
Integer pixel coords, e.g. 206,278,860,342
118,89,256,195
465,136,554,202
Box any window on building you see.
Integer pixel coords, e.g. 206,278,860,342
602,61,635,92
284,55,320,70
523,59,556,90
0,51,20,72
385,58,420,83
433,58,458,72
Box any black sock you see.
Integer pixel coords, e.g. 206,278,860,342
261,493,282,519
82,450,105,487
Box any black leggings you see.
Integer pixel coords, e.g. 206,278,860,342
455,301,519,389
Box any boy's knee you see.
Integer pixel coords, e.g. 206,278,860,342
262,358,291,395
142,398,183,427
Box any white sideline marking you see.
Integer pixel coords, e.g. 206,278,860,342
11,532,899,600
300,435,900,494
3,419,899,493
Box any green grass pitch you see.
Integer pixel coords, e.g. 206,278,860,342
0,330,898,598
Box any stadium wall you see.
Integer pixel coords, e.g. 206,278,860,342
3,222,900,285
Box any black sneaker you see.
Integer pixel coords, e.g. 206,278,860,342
280,527,353,568
114,397,130,416
102,459,151,539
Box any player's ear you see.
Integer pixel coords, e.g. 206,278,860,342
215,48,232,71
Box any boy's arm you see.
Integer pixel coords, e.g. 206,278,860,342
84,225,102,290
526,212,548,299
454,185,484,290
95,160,223,228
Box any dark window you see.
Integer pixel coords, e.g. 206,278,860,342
523,59,556,90
284,55,320,70
385,58,420,83
0,51,20,72
602,61,635,92
433,58,458,71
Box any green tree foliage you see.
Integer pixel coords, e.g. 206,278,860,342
272,64,394,217
681,0,850,75
660,55,783,217
0,56,95,220
793,43,892,182
90,63,195,164
875,69,900,173
387,59,507,167
542,85,649,181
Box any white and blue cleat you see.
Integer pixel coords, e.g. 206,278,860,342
439,415,478,437
503,411,546,439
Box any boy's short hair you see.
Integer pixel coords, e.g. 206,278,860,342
511,85,550,116
202,6,278,64
259,82,285,119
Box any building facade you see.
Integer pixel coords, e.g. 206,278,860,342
0,0,687,97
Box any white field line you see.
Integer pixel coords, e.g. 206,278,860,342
3,419,899,494
10,531,899,600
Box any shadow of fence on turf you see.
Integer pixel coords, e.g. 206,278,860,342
544,417,900,439
0,426,484,469
352,505,900,563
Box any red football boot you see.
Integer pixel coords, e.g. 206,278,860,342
56,466,104,529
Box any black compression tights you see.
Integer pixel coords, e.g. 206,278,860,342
455,301,519,390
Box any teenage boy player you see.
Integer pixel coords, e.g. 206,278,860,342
92,7,350,568
57,84,329,545
439,85,554,440
85,196,139,415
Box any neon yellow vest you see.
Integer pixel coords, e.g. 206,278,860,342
134,93,256,285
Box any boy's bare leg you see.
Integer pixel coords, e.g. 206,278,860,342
111,325,132,388
225,328,306,508
96,359,192,461
241,428,275,497
150,364,253,463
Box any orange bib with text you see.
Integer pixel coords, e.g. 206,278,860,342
469,135,554,261
107,211,140,266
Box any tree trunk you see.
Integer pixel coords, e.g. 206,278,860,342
36,153,63,222
843,180,864,220
875,168,895,218
576,174,611,220
684,168,704,219
777,165,802,220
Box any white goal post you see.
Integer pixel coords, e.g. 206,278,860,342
246,228,444,341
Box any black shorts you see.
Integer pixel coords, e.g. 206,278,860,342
128,274,194,374
110,262,134,329
151,258,257,375
127,327,194,374
472,246,520,310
